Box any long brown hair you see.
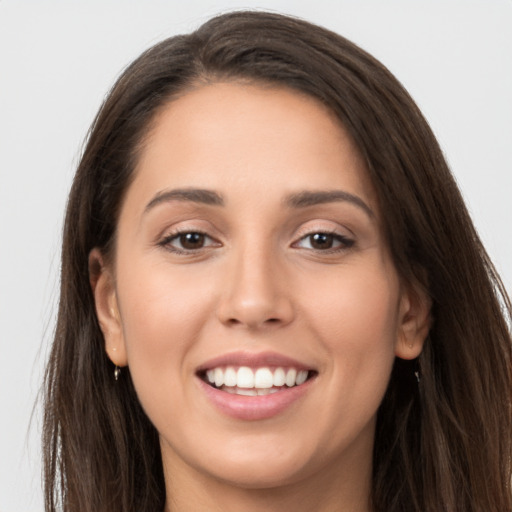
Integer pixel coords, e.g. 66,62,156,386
43,11,512,511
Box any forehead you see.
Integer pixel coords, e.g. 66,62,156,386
125,82,377,216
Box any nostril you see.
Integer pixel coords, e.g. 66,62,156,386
227,317,282,327
217,292,295,329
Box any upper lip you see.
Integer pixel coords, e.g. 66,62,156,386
196,351,315,373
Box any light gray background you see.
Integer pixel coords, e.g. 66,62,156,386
1,1,511,510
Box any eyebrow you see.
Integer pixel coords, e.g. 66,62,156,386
143,187,373,219
144,188,224,212
284,190,374,218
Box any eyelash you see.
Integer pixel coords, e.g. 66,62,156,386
158,229,355,255
292,230,355,253
158,229,218,254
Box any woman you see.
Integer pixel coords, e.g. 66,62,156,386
43,10,512,512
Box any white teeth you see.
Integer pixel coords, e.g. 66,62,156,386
236,388,258,396
221,386,285,396
204,365,311,391
254,368,273,388
256,388,283,395
296,370,308,385
224,366,237,387
214,367,224,387
285,368,297,387
273,367,286,386
237,366,255,388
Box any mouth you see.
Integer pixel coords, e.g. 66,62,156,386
198,365,318,396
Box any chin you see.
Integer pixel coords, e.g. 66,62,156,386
166,432,318,490
209,457,312,490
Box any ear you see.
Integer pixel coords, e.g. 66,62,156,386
89,248,127,367
395,282,431,360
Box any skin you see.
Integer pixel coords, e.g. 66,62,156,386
91,82,430,512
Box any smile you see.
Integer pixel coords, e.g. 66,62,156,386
202,366,312,396
196,352,318,420
196,351,317,420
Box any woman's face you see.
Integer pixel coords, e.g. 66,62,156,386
93,82,428,493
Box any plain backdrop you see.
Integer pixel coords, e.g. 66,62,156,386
0,1,511,510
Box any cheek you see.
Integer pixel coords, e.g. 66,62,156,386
302,262,400,407
118,260,214,342
306,260,400,341
114,262,217,398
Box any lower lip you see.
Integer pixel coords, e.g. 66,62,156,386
198,377,315,421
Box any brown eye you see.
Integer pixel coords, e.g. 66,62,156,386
309,233,335,249
295,232,354,251
179,232,205,249
160,231,219,253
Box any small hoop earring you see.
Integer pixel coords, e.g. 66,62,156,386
114,366,121,381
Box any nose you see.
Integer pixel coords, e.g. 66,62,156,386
216,245,295,330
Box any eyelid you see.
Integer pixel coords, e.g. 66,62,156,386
158,228,221,254
292,220,354,241
291,222,355,252
293,231,354,250
154,217,220,245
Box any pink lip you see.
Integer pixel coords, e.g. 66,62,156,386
197,377,315,421
196,350,316,421
196,350,313,372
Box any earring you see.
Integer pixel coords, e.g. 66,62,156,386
114,365,121,381
414,370,420,384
